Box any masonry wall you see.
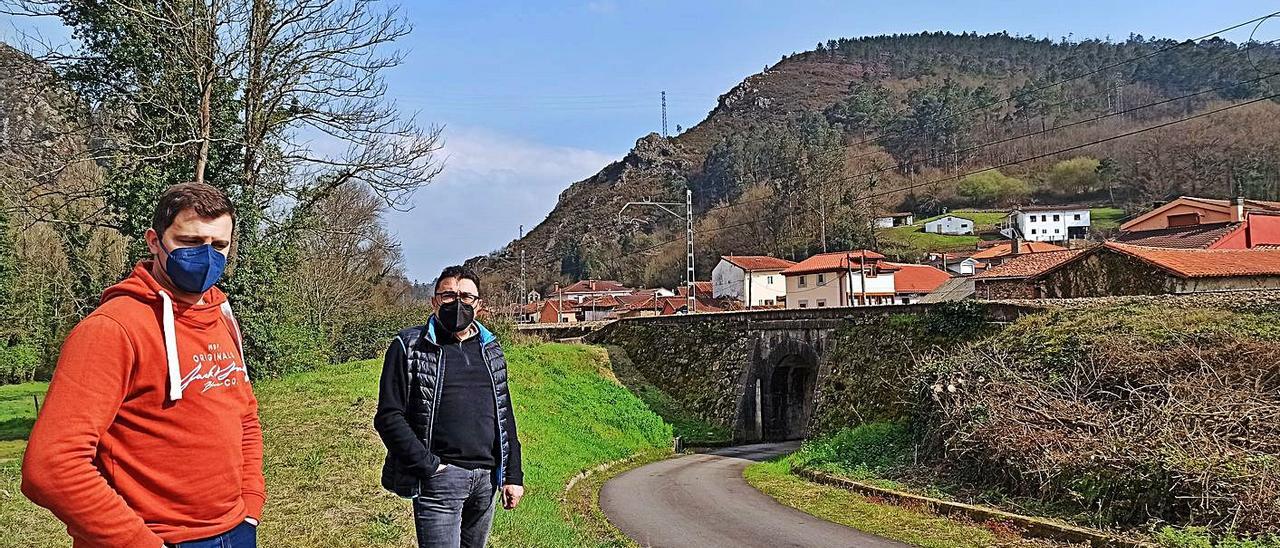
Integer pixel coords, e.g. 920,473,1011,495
973,278,1039,300
589,303,1024,441
1039,251,1174,298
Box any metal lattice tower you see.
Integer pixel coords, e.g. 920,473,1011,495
619,187,696,313
661,91,668,137
684,188,694,313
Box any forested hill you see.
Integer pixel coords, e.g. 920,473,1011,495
471,32,1280,301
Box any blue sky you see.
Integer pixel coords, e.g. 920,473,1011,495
5,1,1279,281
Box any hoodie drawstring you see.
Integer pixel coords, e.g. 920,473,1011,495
157,290,183,401
219,301,244,363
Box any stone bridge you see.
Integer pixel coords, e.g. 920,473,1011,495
587,302,1037,443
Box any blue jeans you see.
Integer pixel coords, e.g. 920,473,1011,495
413,464,497,548
170,521,256,548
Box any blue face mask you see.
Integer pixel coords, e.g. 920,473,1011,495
160,241,227,294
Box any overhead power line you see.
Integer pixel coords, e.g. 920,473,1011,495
617,90,1280,258
838,11,1280,153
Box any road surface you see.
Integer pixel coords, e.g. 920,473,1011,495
600,442,910,548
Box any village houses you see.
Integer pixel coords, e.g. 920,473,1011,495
711,255,796,308
779,250,950,309
1001,206,1092,243
924,214,975,235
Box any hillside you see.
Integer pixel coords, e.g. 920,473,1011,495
472,32,1280,300
0,343,673,547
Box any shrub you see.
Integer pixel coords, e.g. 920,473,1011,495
915,303,1280,532
330,303,433,364
250,321,332,379
793,422,912,479
0,343,41,384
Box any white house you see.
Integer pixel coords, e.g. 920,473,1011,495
1001,207,1091,243
873,212,915,228
711,256,796,308
780,250,898,308
924,214,975,235
945,257,983,276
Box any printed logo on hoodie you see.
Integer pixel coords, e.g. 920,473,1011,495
181,342,249,395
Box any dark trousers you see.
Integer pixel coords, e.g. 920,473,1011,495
414,464,497,548
169,521,257,548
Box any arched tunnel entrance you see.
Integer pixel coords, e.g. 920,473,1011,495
764,355,817,441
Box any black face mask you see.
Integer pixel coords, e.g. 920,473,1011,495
436,300,475,334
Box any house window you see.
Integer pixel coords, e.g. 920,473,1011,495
1054,228,1060,234
1073,213,1081,221
817,273,826,283
798,275,807,287
799,300,808,308
1030,229,1037,235
1053,214,1060,221
816,299,826,308
902,296,913,304
767,276,774,284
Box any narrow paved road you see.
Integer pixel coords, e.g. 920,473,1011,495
600,442,910,548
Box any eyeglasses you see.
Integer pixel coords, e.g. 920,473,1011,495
435,291,480,305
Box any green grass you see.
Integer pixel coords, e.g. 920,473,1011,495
744,458,1011,548
0,382,46,462
881,207,1129,258
0,343,672,547
1089,207,1127,230
915,210,1009,231
1154,526,1280,548
601,345,731,445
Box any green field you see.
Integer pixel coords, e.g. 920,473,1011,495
0,343,671,547
880,207,1128,258
0,382,45,463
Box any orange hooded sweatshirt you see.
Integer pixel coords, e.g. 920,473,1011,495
22,262,266,547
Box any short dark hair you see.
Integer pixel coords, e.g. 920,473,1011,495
152,183,236,236
437,265,482,295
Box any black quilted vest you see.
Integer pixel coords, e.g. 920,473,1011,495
380,320,514,498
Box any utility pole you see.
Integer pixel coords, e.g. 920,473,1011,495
621,187,696,313
661,91,668,137
518,224,526,313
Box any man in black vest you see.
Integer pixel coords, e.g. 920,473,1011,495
374,265,524,548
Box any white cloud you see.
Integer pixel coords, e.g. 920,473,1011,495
585,1,618,14
384,126,617,282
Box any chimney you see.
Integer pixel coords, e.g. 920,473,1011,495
1011,233,1022,255
1232,196,1245,223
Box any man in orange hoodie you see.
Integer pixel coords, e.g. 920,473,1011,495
22,183,265,548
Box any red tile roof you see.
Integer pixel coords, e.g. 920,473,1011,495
615,293,659,311
1182,196,1280,211
658,295,730,314
722,255,797,272
561,279,630,294
970,241,1068,260
578,295,622,308
973,249,1087,280
1102,242,1280,278
1112,222,1241,249
675,281,713,297
884,263,951,293
781,250,886,276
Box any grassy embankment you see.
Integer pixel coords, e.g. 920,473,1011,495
0,343,671,547
752,298,1280,548
744,422,1053,548
879,207,1126,258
